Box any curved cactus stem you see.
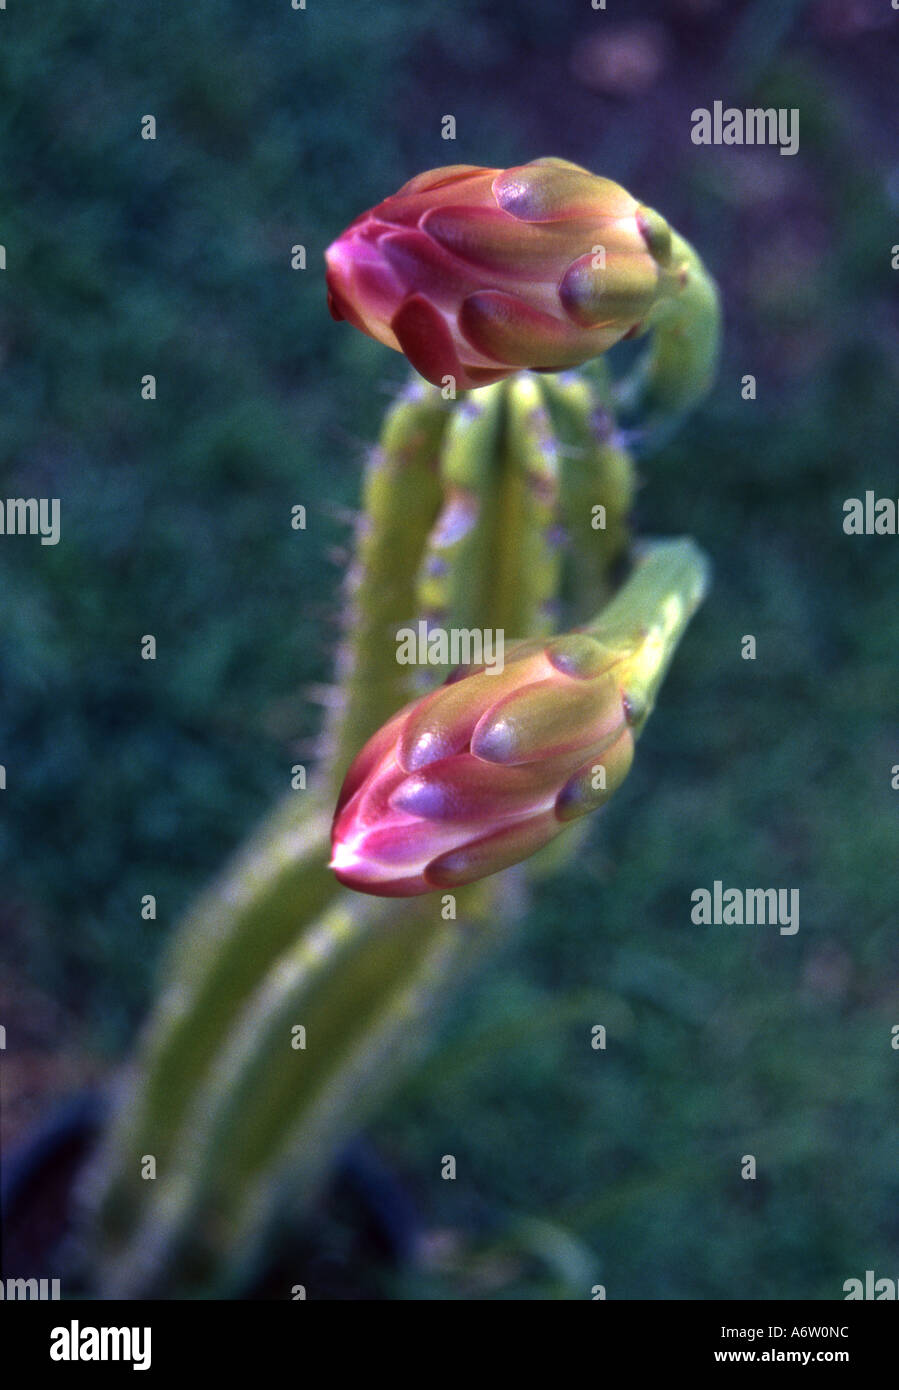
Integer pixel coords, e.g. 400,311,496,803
614,230,721,450
526,535,710,884
585,536,711,733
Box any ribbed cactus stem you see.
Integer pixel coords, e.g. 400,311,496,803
174,376,573,1282
538,369,636,620
88,367,573,1296
157,372,575,1285
324,379,451,789
495,374,562,637
86,379,451,1283
414,382,506,642
99,882,493,1297
416,376,562,652
89,798,336,1253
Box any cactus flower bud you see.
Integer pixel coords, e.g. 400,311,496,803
330,539,709,897
325,158,678,390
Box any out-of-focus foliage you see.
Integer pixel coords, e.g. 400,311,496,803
1,0,897,1296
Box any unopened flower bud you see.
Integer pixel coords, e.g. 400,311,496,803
330,540,709,896
325,158,679,390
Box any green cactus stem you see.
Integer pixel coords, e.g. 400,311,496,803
615,226,722,446
324,379,452,790
86,367,584,1297
584,536,710,734
98,882,496,1297
90,380,454,1261
538,368,636,621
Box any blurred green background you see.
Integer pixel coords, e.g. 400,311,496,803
1,0,897,1298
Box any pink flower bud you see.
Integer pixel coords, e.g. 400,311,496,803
325,159,672,389
329,634,636,896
